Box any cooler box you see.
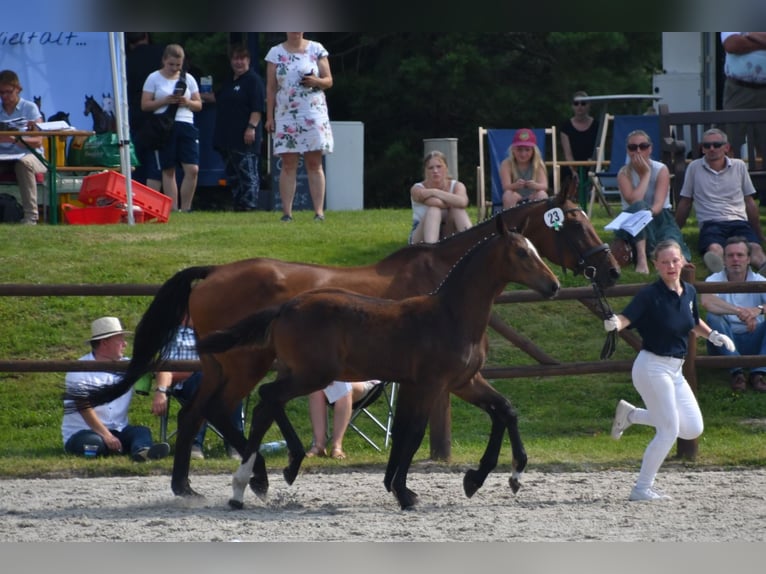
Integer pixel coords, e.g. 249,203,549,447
78,171,171,223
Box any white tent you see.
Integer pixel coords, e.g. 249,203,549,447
107,32,136,224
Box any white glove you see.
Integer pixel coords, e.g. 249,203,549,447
709,330,736,352
603,314,620,332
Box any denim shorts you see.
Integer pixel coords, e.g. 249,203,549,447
157,121,199,169
699,220,760,254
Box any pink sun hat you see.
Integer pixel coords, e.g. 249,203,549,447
510,128,537,147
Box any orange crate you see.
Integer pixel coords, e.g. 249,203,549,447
78,171,171,222
62,203,123,225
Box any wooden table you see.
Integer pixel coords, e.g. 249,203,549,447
0,129,95,224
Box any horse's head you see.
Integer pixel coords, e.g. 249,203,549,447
84,95,103,116
511,179,621,289
495,215,560,299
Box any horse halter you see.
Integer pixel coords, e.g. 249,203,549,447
547,202,616,359
549,202,611,278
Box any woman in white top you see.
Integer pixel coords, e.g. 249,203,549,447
409,150,472,244
615,130,691,273
141,44,202,212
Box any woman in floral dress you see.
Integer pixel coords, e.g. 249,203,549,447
265,32,334,221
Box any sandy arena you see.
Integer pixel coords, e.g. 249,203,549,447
2,466,766,542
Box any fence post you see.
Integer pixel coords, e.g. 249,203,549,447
676,263,698,460
429,392,452,461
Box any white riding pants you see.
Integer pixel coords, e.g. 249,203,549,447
630,350,704,491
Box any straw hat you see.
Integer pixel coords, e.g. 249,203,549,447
88,316,132,342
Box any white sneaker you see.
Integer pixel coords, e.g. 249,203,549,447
190,444,205,460
611,399,636,440
703,251,724,273
629,486,672,501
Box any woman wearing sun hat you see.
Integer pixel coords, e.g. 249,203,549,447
61,316,170,462
499,128,549,209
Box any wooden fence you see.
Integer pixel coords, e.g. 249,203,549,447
3,274,766,461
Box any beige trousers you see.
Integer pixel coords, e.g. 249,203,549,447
0,154,47,221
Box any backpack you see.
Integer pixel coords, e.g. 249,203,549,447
0,193,24,223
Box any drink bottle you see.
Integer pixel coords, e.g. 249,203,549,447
134,372,153,395
259,440,287,454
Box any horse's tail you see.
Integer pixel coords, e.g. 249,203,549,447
196,306,280,355
63,265,215,411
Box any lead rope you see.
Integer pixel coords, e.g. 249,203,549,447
586,271,617,360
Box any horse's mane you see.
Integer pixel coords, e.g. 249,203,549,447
430,232,497,295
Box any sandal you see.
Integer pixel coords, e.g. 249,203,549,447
306,445,326,458
329,448,347,460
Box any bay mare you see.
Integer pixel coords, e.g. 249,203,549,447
64,179,620,499
197,219,561,509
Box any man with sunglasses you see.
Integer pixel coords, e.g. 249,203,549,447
559,91,599,207
675,128,766,274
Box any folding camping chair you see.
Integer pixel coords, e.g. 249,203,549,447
159,382,246,445
588,114,661,217
327,381,397,451
477,126,559,220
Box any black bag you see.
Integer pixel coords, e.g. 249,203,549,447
137,72,186,151
0,192,23,223
137,105,178,150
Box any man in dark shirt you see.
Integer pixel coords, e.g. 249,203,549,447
211,45,265,211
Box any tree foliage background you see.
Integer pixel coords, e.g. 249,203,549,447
149,32,661,208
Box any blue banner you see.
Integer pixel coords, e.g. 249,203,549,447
0,32,114,131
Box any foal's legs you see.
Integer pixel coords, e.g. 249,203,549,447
230,399,274,509
171,351,273,497
452,373,527,497
229,374,330,509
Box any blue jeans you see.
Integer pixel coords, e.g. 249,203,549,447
222,149,260,210
64,425,153,457
705,313,766,374
173,372,244,448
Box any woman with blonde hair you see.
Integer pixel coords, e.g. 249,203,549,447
409,150,472,244
614,129,691,274
499,128,549,209
141,43,202,212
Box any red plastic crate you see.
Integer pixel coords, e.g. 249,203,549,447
78,171,171,222
62,203,123,225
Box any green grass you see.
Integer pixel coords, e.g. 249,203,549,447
1,203,765,480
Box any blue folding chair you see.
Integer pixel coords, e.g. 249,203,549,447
588,114,661,216
477,126,559,219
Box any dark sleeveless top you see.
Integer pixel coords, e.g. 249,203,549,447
559,118,599,161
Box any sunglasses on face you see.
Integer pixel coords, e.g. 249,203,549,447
627,142,651,151
572,101,588,107
702,141,725,149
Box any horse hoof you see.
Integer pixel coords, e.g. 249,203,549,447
463,469,482,498
172,482,203,498
509,476,521,494
282,452,305,485
249,476,269,500
228,498,244,510
394,487,419,510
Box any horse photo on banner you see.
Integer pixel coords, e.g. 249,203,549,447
0,32,114,133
